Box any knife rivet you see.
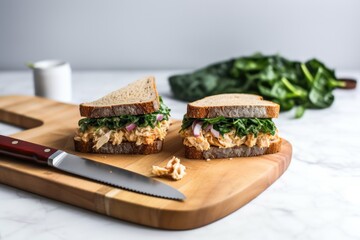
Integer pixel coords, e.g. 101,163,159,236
11,141,19,144
44,148,51,153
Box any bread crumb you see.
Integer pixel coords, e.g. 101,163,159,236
152,156,186,180
206,158,211,162
229,158,233,160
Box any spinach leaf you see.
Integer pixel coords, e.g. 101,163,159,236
181,116,276,137
169,60,235,101
169,53,345,118
78,97,171,132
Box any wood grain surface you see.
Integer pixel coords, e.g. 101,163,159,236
0,95,292,230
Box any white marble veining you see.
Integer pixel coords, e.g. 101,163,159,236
0,70,359,240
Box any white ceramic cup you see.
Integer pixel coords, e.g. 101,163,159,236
31,60,72,102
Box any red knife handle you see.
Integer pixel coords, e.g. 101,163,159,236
0,135,58,164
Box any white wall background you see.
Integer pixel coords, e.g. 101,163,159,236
0,0,359,70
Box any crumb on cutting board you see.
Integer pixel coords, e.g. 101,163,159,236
152,156,186,180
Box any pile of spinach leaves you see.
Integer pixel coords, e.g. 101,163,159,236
78,97,171,132
169,53,345,118
181,116,277,137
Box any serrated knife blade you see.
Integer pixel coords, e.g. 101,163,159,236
0,135,185,201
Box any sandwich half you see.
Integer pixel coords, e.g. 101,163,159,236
180,94,281,159
74,76,171,154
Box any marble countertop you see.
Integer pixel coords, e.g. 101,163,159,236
0,70,359,240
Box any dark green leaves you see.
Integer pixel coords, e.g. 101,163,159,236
78,97,171,132
169,53,344,118
181,116,277,137
169,60,235,101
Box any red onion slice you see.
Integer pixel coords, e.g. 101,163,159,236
204,124,213,132
211,127,220,138
193,122,203,137
156,114,163,121
191,120,199,131
125,123,137,131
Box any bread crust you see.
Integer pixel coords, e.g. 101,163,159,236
187,104,279,119
79,101,159,118
74,139,163,154
79,76,160,118
184,138,282,159
186,94,279,118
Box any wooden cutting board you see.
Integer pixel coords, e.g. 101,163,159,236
0,95,292,230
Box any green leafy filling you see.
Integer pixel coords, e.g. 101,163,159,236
181,116,277,137
78,97,171,132
169,53,346,118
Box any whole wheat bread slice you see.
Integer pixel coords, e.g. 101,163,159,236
184,138,282,159
74,139,163,155
187,94,279,118
80,76,160,118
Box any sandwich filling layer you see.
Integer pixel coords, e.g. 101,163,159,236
180,116,279,151
74,97,171,150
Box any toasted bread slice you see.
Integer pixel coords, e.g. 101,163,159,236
74,139,163,155
185,138,282,159
187,94,279,118
80,76,160,118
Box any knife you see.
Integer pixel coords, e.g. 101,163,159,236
0,135,185,201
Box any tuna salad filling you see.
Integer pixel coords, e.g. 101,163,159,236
180,116,279,151
74,121,170,149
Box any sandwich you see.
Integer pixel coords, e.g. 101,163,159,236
74,76,171,154
180,94,281,159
